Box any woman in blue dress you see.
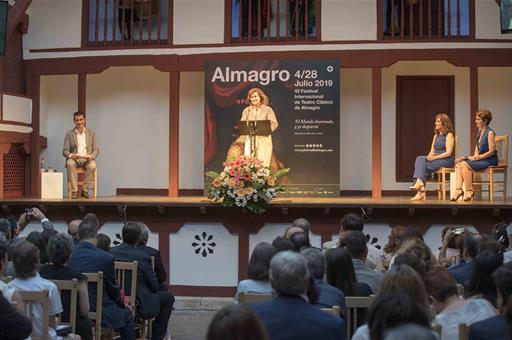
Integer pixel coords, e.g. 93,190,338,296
452,109,498,201
410,113,455,201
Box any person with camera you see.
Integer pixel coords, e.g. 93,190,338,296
436,226,464,267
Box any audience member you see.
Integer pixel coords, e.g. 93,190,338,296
283,226,305,240
325,247,372,297
392,237,437,273
40,233,93,340
82,213,100,230
383,225,408,255
19,207,55,231
137,222,167,287
478,235,503,254
0,237,24,313
425,267,496,340
345,231,383,293
96,233,111,252
272,237,295,252
0,291,32,340
6,216,21,239
235,242,276,300
68,221,135,339
323,213,384,271
504,223,512,263
468,261,512,339
352,292,432,340
207,304,269,340
26,231,47,263
290,232,310,251
449,233,479,288
383,324,438,340
393,251,428,281
292,218,311,235
68,219,82,246
301,247,346,317
111,222,174,340
249,251,346,340
467,249,503,306
8,241,63,340
436,226,463,266
0,218,11,240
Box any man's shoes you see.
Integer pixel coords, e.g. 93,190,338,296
81,191,90,199
71,192,78,199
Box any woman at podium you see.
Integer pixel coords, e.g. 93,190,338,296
235,88,278,167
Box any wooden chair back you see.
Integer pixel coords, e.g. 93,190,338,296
237,293,273,305
321,305,340,317
495,135,508,167
18,290,50,340
345,296,374,339
458,323,470,340
114,261,138,308
83,271,104,340
51,278,79,334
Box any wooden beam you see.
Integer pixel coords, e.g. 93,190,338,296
372,67,382,199
78,73,87,114
29,74,41,198
470,66,478,150
6,0,32,40
169,71,180,197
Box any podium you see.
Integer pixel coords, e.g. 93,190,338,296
237,120,272,158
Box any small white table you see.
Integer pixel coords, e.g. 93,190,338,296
41,172,63,199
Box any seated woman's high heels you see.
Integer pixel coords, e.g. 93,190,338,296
464,189,475,202
410,189,426,201
450,189,464,202
409,180,424,191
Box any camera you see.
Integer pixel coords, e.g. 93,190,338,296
25,208,34,217
451,227,465,235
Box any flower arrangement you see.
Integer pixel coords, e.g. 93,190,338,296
206,156,289,214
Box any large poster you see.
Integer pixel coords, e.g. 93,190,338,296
205,59,340,197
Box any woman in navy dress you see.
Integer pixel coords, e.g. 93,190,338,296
410,113,455,201
452,109,498,201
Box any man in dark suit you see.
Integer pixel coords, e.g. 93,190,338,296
68,221,135,340
137,222,167,288
250,251,346,340
111,223,174,340
301,247,347,318
468,262,512,340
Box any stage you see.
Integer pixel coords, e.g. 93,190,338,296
2,194,511,296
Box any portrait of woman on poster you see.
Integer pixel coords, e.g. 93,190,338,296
452,109,498,202
410,113,455,201
234,88,278,167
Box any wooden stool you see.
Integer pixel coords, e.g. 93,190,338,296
67,167,97,198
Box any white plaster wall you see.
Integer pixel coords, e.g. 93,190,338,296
86,66,169,195
2,95,32,124
179,72,204,189
340,68,372,190
382,61,471,190
173,0,224,45
322,0,377,41
40,75,78,179
475,0,510,39
24,0,82,50
478,67,512,196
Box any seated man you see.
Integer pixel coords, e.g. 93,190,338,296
249,251,346,340
63,111,99,199
8,240,63,340
137,222,168,289
68,221,135,339
111,223,174,340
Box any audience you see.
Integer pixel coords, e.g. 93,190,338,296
449,233,479,288
111,222,175,340
68,221,136,339
466,249,503,306
249,251,346,340
383,225,408,256
8,241,63,340
96,233,111,252
0,236,24,313
504,223,512,263
325,247,372,297
436,226,463,266
468,262,512,339
235,242,276,300
345,230,383,293
290,231,310,251
0,291,32,340
301,247,346,317
0,218,11,240
272,237,295,252
291,218,311,235
425,267,496,340
323,213,384,271
207,304,269,340
137,222,167,288
383,324,438,340
40,233,93,340
67,219,82,246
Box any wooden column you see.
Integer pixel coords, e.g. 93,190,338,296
470,66,478,149
78,73,87,114
169,71,179,197
30,75,41,198
372,67,382,199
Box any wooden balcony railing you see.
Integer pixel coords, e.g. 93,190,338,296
226,0,321,43
84,0,171,47
379,0,474,40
